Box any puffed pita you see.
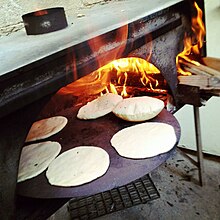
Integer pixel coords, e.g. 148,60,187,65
17,141,61,183
113,96,164,122
77,93,123,120
110,122,176,159
25,116,68,142
46,146,110,187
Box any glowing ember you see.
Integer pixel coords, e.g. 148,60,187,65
176,2,206,75
34,10,48,16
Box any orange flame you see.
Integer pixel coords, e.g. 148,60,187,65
59,24,129,96
99,57,161,97
34,10,48,16
59,57,161,97
176,2,206,75
59,12,165,97
88,25,128,69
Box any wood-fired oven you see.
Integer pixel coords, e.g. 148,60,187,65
0,0,206,219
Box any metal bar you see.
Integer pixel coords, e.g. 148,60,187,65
176,147,198,167
193,106,205,186
0,55,74,119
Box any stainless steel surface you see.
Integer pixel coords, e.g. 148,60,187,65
0,0,183,76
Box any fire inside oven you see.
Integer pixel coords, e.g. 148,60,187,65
58,57,168,107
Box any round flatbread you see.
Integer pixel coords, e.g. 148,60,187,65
17,141,61,183
110,122,176,159
77,93,123,120
112,96,164,122
46,146,110,187
25,116,68,142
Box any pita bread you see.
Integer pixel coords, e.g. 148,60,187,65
77,93,123,120
17,141,61,183
46,146,110,187
112,96,164,122
110,122,176,159
25,116,68,142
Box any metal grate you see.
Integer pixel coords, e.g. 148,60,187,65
68,174,159,220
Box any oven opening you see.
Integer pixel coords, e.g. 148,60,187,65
58,57,169,107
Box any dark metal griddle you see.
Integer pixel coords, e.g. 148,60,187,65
17,101,180,199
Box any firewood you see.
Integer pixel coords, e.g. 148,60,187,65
202,57,220,72
179,59,220,79
178,75,220,96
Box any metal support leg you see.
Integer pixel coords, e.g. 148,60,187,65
193,106,205,186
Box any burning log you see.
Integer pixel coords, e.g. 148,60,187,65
111,85,167,100
177,58,220,97
177,57,220,105
202,57,220,72
178,75,220,95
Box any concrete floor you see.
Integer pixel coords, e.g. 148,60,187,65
48,148,220,220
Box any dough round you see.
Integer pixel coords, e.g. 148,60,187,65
46,146,110,187
77,93,123,120
25,116,68,142
110,122,176,159
113,96,164,122
17,141,61,183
